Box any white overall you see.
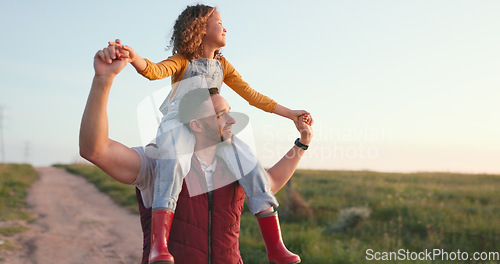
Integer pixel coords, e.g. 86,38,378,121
151,58,278,215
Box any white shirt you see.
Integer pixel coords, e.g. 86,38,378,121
196,156,217,192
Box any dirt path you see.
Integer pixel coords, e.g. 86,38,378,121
2,167,143,264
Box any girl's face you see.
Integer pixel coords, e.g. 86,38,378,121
204,10,227,49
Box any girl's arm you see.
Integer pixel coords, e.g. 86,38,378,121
108,39,187,81
221,57,277,112
273,105,312,129
221,57,312,125
125,47,147,72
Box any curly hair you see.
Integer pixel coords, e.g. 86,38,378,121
168,4,223,60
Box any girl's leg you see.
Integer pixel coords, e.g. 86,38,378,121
152,158,184,211
237,163,300,264
257,211,301,264
149,158,181,264
149,125,193,264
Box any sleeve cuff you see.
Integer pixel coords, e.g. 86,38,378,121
267,101,278,113
130,147,147,187
137,58,151,76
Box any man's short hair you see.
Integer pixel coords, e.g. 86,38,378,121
178,88,219,126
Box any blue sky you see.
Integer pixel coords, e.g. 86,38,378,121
1,0,499,173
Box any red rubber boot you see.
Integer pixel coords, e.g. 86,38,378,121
257,212,301,264
149,210,175,264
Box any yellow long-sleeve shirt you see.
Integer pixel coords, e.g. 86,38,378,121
138,54,278,113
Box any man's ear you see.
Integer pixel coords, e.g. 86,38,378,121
189,119,203,133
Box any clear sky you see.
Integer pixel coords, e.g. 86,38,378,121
1,0,499,173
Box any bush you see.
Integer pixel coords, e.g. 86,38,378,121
325,207,371,234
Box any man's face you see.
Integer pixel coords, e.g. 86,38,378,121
199,94,235,145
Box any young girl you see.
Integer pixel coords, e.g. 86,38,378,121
109,4,311,264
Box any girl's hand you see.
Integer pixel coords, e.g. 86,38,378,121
108,39,138,63
290,110,313,130
302,113,313,126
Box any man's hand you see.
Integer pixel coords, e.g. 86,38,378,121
297,114,313,146
94,45,128,77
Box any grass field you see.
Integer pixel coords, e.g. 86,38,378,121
57,164,500,264
0,163,38,254
0,164,38,222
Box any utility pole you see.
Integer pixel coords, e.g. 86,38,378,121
24,141,31,164
0,106,4,164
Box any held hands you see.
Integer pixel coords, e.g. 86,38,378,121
107,39,147,72
108,39,138,64
94,45,129,77
297,114,313,146
289,109,313,133
93,39,139,77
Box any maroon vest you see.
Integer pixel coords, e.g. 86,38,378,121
136,156,245,264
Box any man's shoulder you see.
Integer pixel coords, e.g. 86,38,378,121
133,144,158,160
131,145,157,183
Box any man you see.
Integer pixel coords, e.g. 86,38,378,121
80,46,313,264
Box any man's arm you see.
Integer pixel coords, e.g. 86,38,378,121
266,115,313,194
79,47,141,184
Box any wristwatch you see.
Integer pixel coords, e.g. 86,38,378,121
294,138,309,150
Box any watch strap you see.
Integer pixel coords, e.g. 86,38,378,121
294,138,309,150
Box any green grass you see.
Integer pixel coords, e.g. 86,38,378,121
0,226,29,237
0,164,38,222
0,240,16,251
57,164,500,264
0,163,38,256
